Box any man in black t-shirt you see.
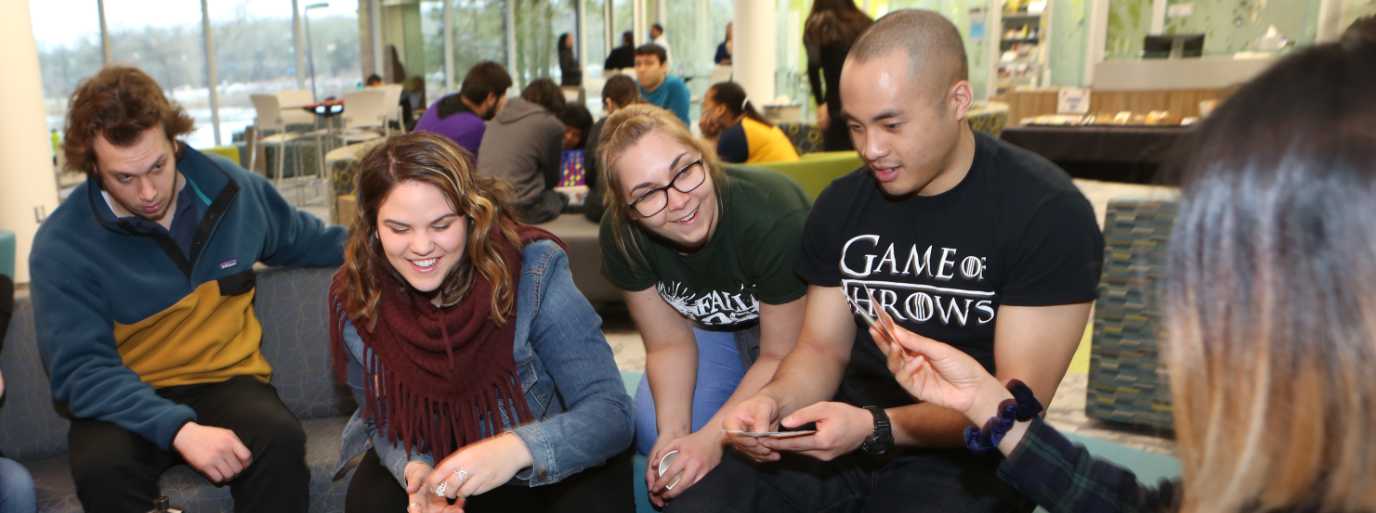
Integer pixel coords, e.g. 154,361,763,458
667,10,1103,513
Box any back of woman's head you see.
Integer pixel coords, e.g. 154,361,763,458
596,104,726,262
340,132,520,326
521,78,566,114
804,0,874,47
707,81,771,127
1164,40,1376,513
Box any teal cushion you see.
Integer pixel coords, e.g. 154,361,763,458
0,230,15,279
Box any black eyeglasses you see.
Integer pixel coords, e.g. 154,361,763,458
628,158,707,218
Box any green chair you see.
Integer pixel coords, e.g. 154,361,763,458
0,229,14,279
751,151,863,202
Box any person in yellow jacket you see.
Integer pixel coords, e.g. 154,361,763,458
699,82,800,164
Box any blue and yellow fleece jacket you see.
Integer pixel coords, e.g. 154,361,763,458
29,145,346,449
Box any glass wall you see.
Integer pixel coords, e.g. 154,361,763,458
510,0,576,85
30,0,104,140
104,0,216,147
302,1,362,99
209,0,301,143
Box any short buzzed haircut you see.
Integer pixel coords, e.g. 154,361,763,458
634,44,668,64
848,9,968,94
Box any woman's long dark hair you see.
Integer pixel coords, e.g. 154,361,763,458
706,81,771,128
1162,39,1376,513
804,0,873,47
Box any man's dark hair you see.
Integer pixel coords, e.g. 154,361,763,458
652,23,664,34
457,61,513,106
63,66,195,177
521,78,566,114
366,73,383,85
558,104,594,148
622,30,634,47
602,75,640,108
634,44,668,64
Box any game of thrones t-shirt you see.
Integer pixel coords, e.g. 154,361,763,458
799,131,1104,409
601,166,810,329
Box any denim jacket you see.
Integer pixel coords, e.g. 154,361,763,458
334,240,633,488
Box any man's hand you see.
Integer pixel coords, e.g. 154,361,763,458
404,460,462,513
722,395,781,462
426,432,533,501
172,422,252,483
646,428,725,506
759,402,872,461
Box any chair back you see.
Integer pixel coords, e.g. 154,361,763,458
708,64,732,85
276,89,317,125
250,94,287,132
341,90,389,131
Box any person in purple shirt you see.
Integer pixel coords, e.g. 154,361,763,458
414,61,513,160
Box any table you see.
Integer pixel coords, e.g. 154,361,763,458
1001,125,1191,184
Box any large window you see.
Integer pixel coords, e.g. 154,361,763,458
209,0,302,143
302,1,362,100
31,0,104,138
511,0,576,85
103,0,216,147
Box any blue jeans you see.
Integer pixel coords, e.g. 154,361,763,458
633,327,748,455
0,458,35,513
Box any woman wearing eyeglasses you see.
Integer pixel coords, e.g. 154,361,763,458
595,104,810,507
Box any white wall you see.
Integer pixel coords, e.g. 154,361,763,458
1,1,62,284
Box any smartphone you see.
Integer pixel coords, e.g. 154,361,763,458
724,422,819,438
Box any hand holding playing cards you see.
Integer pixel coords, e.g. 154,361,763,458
870,320,998,419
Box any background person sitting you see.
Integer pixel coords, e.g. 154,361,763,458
699,81,799,164
477,78,567,224
584,74,643,223
634,44,691,126
415,61,513,160
604,31,636,73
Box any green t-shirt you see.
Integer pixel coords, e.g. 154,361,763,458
600,166,811,329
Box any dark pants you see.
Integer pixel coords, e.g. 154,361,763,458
68,376,309,513
347,447,636,513
665,449,1033,513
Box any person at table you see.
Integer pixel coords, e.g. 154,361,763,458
330,132,633,513
715,22,733,65
597,104,810,508
634,44,691,126
31,65,346,513
477,78,567,224
699,81,800,164
415,61,513,160
805,0,873,152
672,10,1103,513
605,31,637,73
0,274,37,513
876,36,1376,513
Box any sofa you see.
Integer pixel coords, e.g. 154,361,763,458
1,266,354,513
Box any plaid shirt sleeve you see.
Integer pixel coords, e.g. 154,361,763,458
996,418,1181,513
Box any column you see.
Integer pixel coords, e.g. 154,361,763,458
733,0,776,105
0,0,62,283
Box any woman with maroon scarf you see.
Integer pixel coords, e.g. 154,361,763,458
328,133,633,513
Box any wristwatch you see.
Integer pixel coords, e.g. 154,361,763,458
859,405,894,456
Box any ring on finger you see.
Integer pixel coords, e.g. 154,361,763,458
433,481,448,497
453,468,470,484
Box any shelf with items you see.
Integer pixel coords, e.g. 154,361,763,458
994,1,1050,96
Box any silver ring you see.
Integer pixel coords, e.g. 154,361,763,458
433,481,448,497
453,469,470,484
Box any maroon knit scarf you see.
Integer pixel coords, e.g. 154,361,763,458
329,226,563,458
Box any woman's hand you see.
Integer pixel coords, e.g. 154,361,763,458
816,107,830,131
870,321,1000,420
426,432,534,502
404,460,461,513
646,428,725,506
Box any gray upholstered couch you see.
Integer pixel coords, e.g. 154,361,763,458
0,266,353,513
